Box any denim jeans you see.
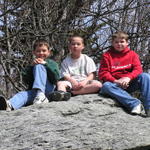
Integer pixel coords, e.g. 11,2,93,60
100,73,150,111
9,64,55,109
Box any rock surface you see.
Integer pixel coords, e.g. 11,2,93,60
0,94,150,150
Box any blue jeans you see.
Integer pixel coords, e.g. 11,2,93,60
100,73,150,111
9,64,55,109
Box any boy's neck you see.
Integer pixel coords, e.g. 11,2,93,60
71,54,81,59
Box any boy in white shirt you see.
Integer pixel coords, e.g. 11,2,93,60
49,35,102,101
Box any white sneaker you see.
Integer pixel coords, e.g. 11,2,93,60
33,93,49,104
131,103,142,115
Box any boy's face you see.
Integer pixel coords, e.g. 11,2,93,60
69,37,84,58
112,38,128,52
33,45,50,60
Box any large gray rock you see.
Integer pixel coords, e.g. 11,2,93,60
0,94,150,150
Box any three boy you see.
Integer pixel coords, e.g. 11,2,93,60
1,32,150,118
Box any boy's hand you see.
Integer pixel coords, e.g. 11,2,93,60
114,77,131,89
72,80,88,90
64,75,80,90
78,80,88,88
71,80,81,90
32,58,46,65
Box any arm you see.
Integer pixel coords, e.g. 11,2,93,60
114,77,131,89
115,52,142,89
32,58,46,65
78,72,95,88
45,59,60,84
98,54,116,82
77,55,96,87
124,52,143,80
22,58,46,85
64,72,95,90
63,74,80,90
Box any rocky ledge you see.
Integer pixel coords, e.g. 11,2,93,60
0,94,150,150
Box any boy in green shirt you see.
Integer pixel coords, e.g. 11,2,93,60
0,39,59,110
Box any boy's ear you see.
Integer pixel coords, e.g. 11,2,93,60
127,41,129,45
83,45,85,49
82,45,85,50
48,50,51,55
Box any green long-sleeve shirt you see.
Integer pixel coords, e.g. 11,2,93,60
22,59,60,90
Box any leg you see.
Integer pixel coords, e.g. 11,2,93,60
1,64,55,110
57,81,71,92
48,81,71,101
32,64,48,92
44,80,55,97
72,80,102,95
9,78,55,109
32,64,55,103
9,90,37,110
135,73,150,112
33,64,55,94
100,82,141,111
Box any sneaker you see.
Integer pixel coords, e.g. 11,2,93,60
33,93,49,104
0,95,12,111
48,91,71,101
131,103,142,115
145,109,150,117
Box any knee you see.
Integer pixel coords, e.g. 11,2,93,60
101,82,114,93
34,64,43,67
138,73,150,80
95,81,103,88
57,81,67,88
139,72,150,77
33,64,45,70
91,80,102,88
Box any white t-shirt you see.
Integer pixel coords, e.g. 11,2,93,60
60,54,96,81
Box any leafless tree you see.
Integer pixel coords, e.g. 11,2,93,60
0,0,150,98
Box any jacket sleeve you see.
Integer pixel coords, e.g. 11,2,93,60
125,52,143,80
45,59,60,84
98,54,116,82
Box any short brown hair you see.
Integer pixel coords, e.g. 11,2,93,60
112,31,129,41
33,39,50,51
68,35,84,45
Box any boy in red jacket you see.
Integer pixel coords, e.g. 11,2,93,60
99,31,150,117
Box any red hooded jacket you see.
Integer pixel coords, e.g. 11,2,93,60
98,47,143,82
